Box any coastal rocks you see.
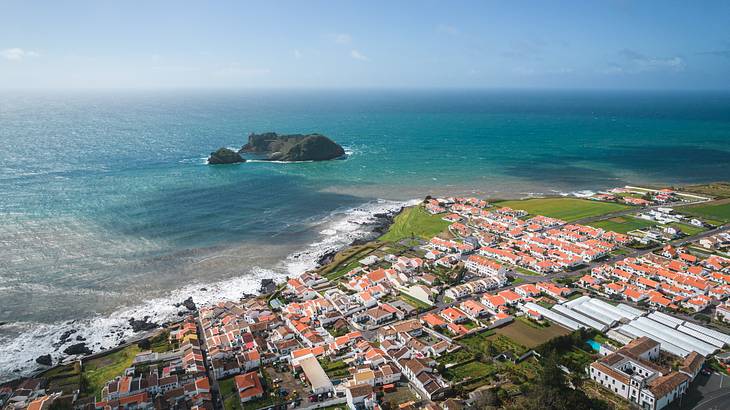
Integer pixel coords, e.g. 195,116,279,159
239,132,346,162
35,354,52,366
175,296,197,311
63,343,92,356
128,317,159,332
316,249,338,266
207,147,245,165
259,279,276,295
53,329,78,349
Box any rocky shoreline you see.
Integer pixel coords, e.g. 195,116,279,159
5,199,408,386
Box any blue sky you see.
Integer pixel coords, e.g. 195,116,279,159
1,0,729,89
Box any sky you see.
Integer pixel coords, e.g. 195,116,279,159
1,0,729,90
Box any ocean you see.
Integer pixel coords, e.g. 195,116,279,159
1,89,729,378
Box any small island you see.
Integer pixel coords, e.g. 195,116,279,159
207,147,245,165
240,132,346,162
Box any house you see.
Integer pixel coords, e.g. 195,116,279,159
464,255,507,277
515,283,540,299
716,303,730,323
589,337,690,410
682,296,709,313
346,383,375,410
421,313,447,328
497,290,522,305
460,299,489,318
235,372,264,403
440,307,468,324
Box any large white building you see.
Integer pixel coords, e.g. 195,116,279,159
465,254,507,278
589,337,703,410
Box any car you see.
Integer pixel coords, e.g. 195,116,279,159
701,368,712,376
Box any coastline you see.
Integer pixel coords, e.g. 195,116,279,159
1,182,717,383
0,198,415,383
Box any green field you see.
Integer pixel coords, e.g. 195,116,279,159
82,345,141,400
679,182,730,199
682,199,730,223
669,222,706,236
493,198,630,222
493,320,571,349
588,216,655,233
219,378,242,410
378,205,451,242
444,360,495,382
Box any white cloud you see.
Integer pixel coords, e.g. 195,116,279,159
334,33,352,45
603,49,686,74
1,48,39,61
350,49,369,61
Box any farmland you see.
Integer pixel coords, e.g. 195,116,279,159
493,198,630,222
588,216,656,234
682,199,730,223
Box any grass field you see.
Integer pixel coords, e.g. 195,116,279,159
682,199,730,223
493,198,630,222
669,222,706,236
378,205,450,242
679,182,730,199
444,360,495,382
219,378,242,410
399,292,432,309
493,320,571,348
588,216,656,234
82,344,141,400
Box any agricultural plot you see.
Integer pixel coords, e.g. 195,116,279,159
493,198,629,222
682,199,730,223
588,216,656,234
493,320,571,349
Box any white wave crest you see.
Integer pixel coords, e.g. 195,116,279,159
0,197,418,382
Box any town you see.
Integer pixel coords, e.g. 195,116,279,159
2,184,730,410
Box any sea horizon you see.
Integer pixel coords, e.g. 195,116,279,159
1,88,729,379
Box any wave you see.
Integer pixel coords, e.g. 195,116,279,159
0,197,416,382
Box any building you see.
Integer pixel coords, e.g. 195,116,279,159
235,372,264,403
589,337,695,410
297,355,334,394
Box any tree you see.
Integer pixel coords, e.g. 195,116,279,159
505,353,610,410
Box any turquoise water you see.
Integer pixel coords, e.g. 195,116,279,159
587,339,601,352
0,89,729,376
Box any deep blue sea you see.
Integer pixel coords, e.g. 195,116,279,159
1,89,729,377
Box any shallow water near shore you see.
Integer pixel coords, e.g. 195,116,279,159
1,89,729,379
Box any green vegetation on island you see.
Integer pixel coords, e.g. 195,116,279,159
240,132,345,162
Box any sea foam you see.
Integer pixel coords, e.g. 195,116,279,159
0,197,416,382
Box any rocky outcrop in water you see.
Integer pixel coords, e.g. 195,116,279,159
63,343,92,356
208,147,245,164
240,132,345,162
177,296,196,311
259,279,276,295
35,354,52,366
128,317,159,332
